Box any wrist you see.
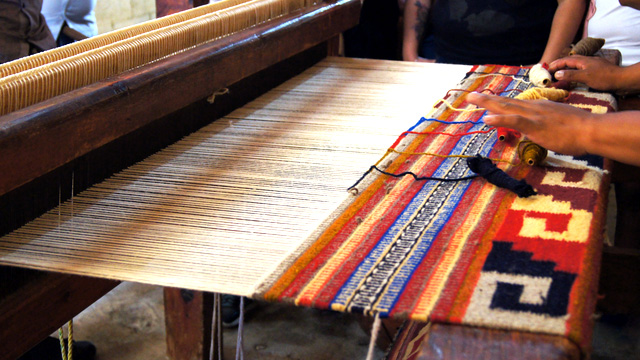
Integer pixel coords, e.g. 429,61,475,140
613,65,640,94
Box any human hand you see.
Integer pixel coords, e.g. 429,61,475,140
467,92,594,156
548,55,622,91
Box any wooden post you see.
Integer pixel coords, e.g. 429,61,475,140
164,288,216,360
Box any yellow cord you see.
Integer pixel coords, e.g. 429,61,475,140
68,320,73,360
58,326,67,360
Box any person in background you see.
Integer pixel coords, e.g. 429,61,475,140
584,0,640,66
402,0,585,66
41,0,97,46
0,0,56,64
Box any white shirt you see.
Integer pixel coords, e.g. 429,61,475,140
587,0,640,66
41,0,98,40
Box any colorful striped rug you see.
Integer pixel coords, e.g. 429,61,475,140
258,64,616,352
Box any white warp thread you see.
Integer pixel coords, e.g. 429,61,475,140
366,313,382,360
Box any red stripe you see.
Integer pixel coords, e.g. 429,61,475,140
309,125,466,308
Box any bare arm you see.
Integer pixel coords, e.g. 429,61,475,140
620,0,640,10
539,0,586,64
550,55,640,93
467,92,640,167
402,0,433,62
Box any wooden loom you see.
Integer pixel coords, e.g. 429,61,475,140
0,1,622,359
0,0,361,358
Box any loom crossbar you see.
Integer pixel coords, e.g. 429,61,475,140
0,0,360,197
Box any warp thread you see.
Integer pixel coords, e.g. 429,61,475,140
515,87,569,101
497,127,521,144
365,313,382,360
518,140,548,166
528,63,552,87
569,37,605,56
467,155,537,198
235,296,245,360
209,293,223,360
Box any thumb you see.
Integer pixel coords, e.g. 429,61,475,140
554,69,584,83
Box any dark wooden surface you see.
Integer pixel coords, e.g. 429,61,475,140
0,269,118,360
0,0,361,197
415,323,580,360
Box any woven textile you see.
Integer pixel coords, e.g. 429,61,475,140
259,65,615,351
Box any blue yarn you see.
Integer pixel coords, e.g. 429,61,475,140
419,116,484,125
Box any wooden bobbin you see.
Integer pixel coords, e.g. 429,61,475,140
519,141,547,166
569,37,605,56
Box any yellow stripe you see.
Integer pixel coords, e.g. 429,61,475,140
410,179,498,319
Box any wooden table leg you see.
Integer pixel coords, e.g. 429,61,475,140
164,288,218,360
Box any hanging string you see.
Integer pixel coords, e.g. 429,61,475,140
365,313,382,360
57,177,73,360
58,327,67,360
68,321,74,360
209,293,223,360
235,297,245,360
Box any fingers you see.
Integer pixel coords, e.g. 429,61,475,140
548,56,588,73
483,114,528,133
553,69,584,83
466,92,533,116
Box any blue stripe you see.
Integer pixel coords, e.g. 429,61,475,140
329,121,493,312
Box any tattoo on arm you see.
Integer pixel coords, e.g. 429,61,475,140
414,1,429,41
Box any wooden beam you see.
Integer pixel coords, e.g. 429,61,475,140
0,270,118,360
0,0,360,197
416,323,580,360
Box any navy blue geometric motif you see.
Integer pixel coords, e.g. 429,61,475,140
484,241,577,317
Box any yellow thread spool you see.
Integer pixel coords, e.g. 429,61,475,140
519,141,547,166
515,87,568,101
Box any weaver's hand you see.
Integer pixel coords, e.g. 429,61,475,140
549,55,623,91
467,92,593,156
